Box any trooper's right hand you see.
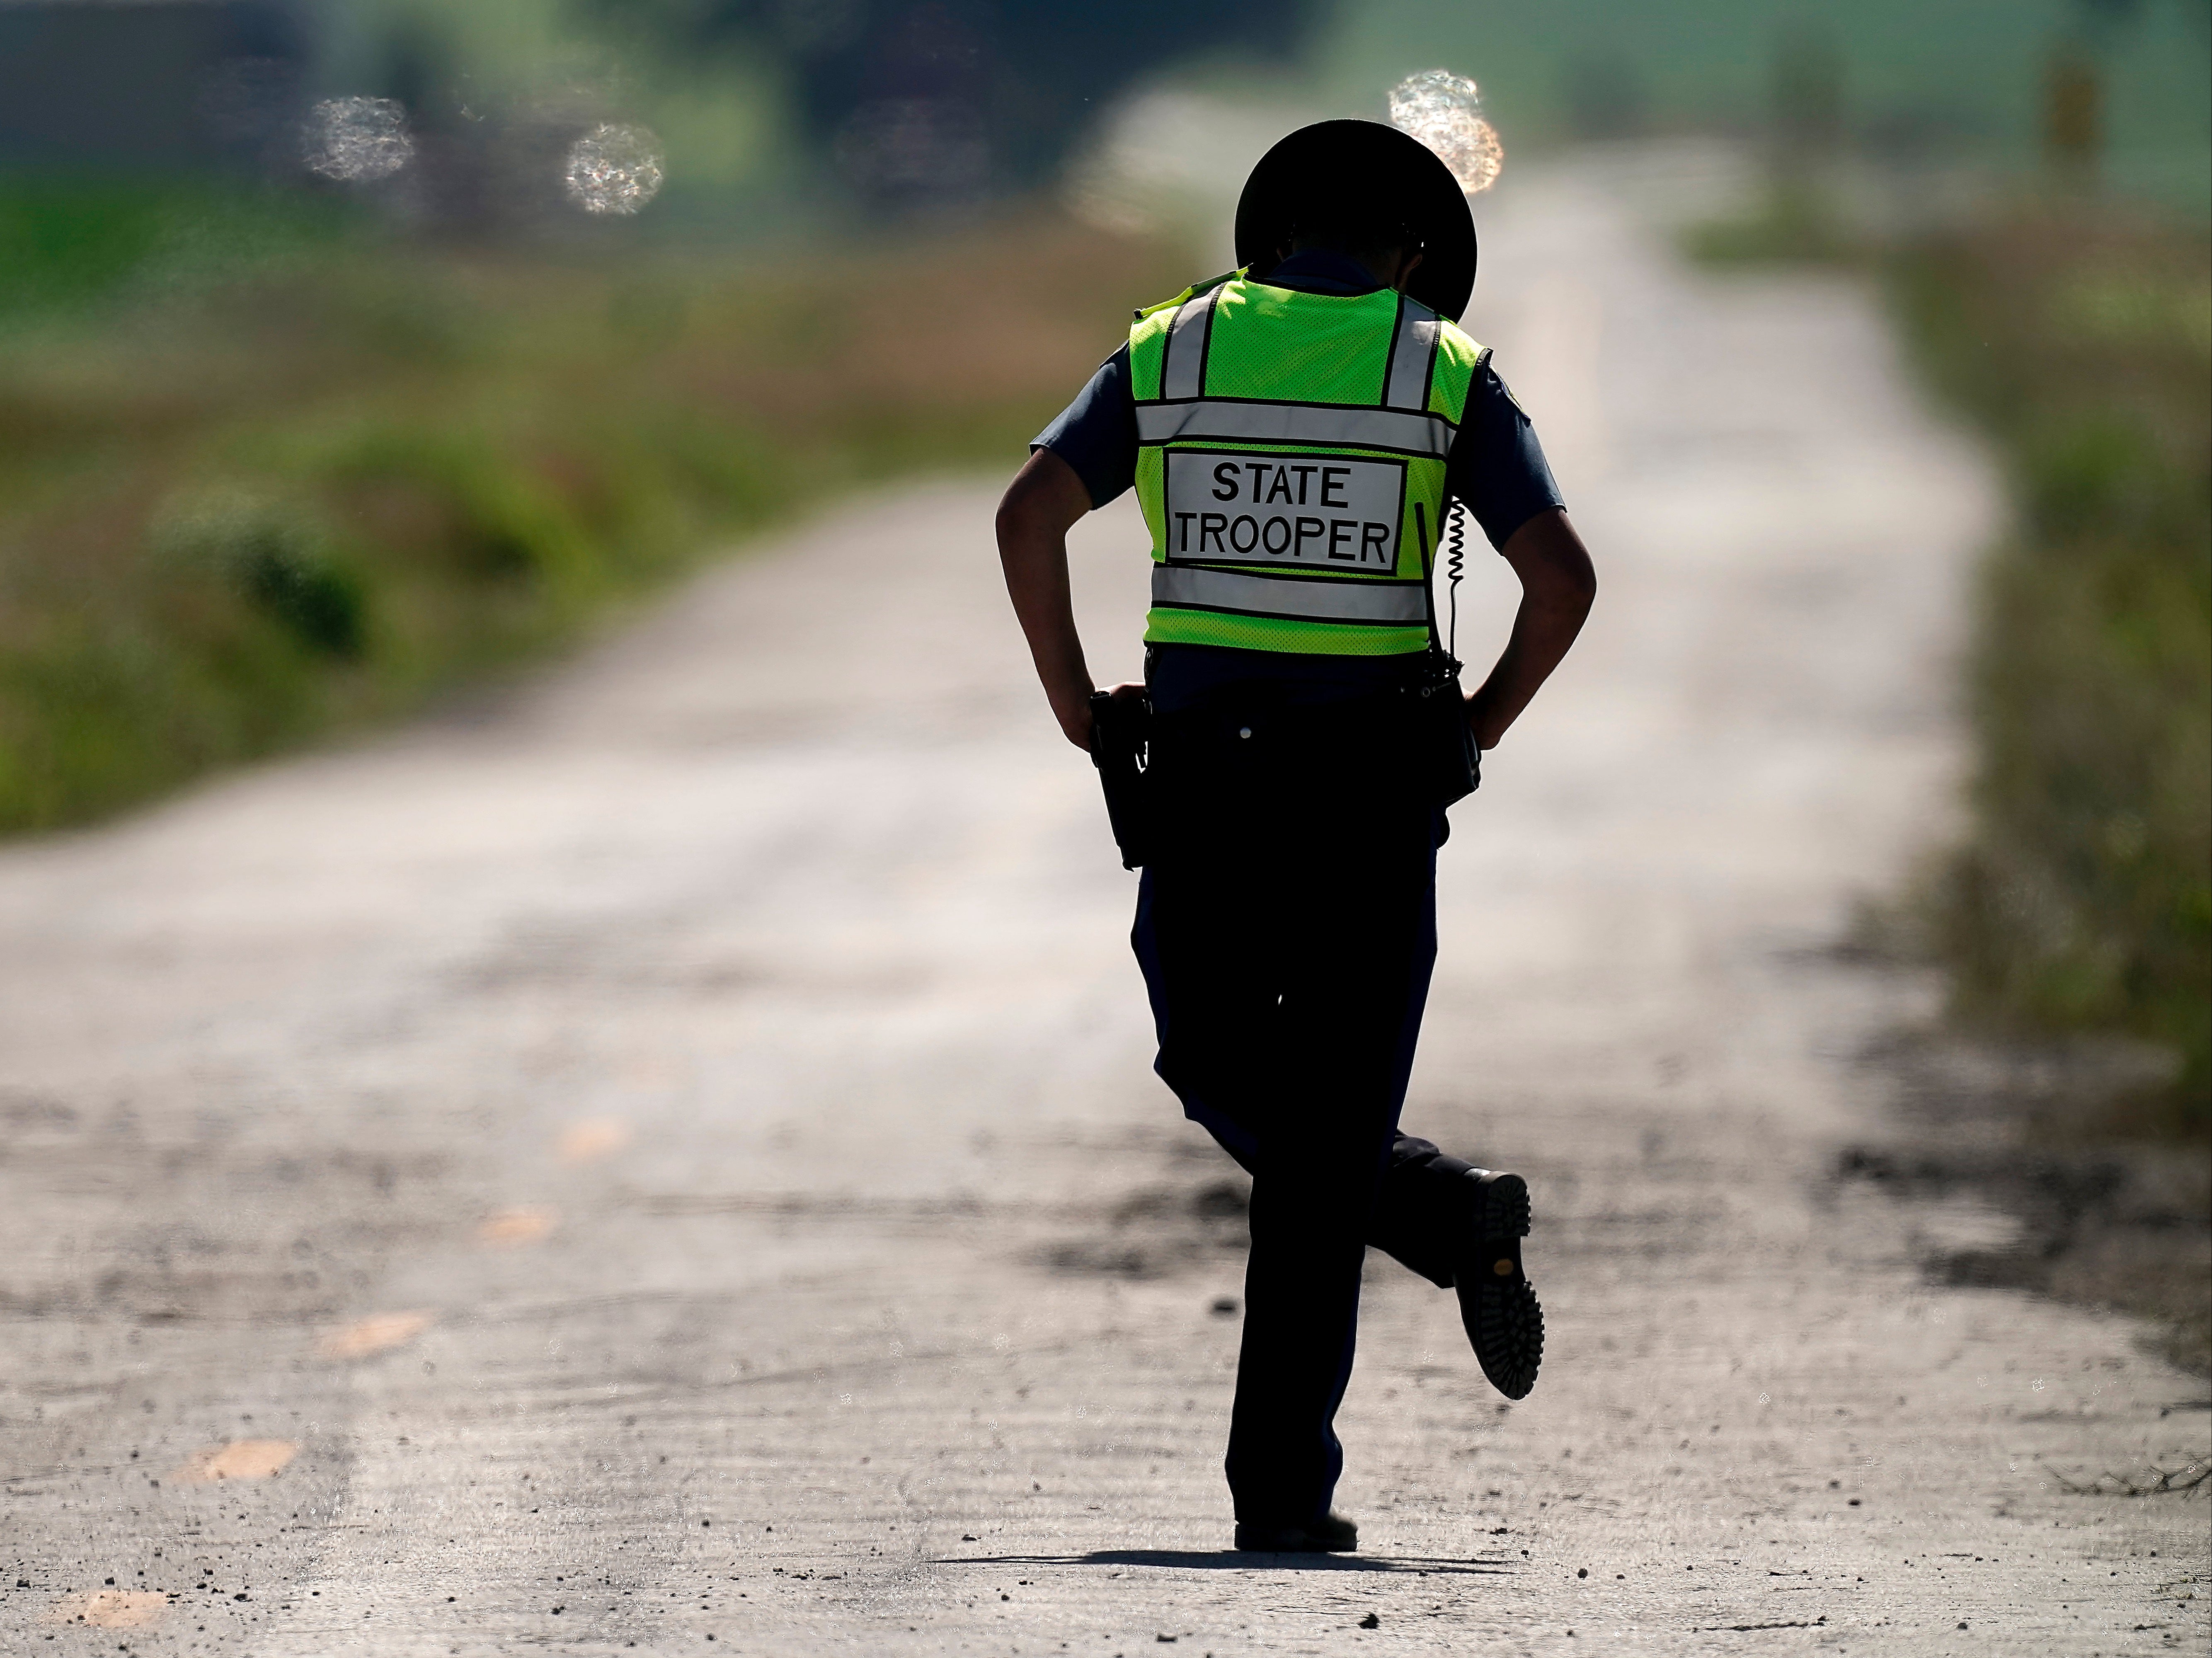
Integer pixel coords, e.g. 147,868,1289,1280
1064,680,1144,751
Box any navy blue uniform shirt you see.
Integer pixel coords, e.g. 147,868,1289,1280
1032,250,1565,712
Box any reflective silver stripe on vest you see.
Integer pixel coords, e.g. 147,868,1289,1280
1383,297,1441,411
1134,399,1453,458
1159,286,1221,401
1151,564,1429,625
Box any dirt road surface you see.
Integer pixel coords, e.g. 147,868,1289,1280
4,163,2206,1656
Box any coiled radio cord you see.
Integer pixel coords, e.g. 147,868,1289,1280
1444,497,1467,661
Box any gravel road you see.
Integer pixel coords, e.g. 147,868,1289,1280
4,162,2206,1657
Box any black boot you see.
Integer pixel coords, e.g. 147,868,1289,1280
1454,1168,1543,1399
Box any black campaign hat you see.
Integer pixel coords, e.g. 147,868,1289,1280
1234,119,1478,322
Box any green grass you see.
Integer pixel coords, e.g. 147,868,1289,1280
1890,210,2211,1134
0,174,357,317
0,180,1187,834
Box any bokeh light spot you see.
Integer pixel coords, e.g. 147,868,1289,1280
1388,69,1504,195
303,96,413,183
565,123,667,216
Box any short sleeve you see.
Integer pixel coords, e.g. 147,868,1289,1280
1444,357,1565,550
1032,345,1139,509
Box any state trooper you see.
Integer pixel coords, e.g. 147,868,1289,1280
996,119,1597,1553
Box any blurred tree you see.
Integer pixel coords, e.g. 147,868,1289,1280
1771,19,1843,166
2043,39,2103,182
580,0,1319,208
2041,0,2163,189
1560,48,1648,141
0,0,311,172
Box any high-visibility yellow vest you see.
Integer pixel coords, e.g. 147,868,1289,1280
1129,271,1484,655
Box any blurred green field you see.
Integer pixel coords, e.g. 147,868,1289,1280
1892,210,2211,1133
0,181,1182,834
1311,0,2212,213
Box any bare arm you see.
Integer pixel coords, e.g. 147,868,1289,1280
1465,507,1597,750
996,447,1106,749
1001,453,1592,752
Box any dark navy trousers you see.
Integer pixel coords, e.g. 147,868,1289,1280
1131,725,1480,1528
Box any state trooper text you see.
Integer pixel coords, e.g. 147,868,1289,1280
1162,450,1406,570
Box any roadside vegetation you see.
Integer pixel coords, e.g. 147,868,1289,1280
0,179,1182,834
1695,179,2208,1134
1689,184,2209,1372
1890,210,2210,1139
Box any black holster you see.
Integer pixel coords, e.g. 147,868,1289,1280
1407,647,1481,808
1088,689,1154,870
1088,659,1473,870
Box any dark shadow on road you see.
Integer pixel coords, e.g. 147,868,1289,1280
933,1551,1513,1575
